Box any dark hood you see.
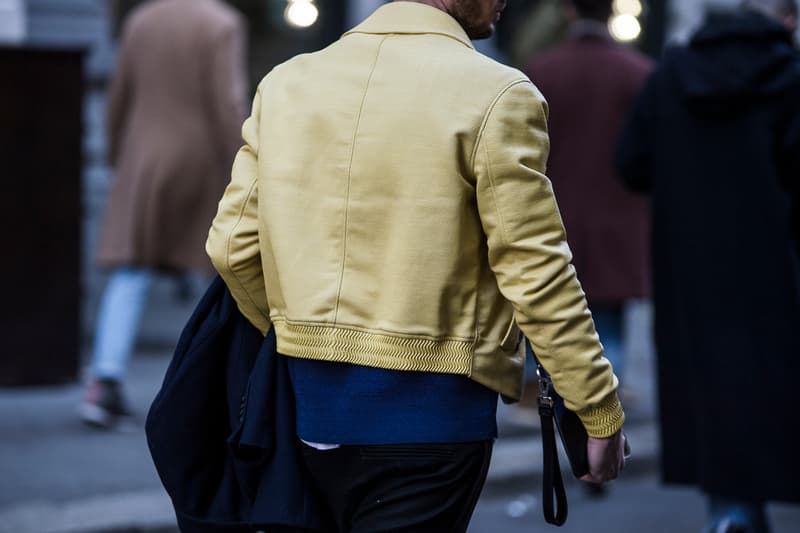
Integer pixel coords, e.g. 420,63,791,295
664,11,800,116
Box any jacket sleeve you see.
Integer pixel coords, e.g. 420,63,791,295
206,85,271,335
207,17,249,180
473,80,624,438
615,71,657,193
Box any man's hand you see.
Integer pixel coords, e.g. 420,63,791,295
579,430,626,484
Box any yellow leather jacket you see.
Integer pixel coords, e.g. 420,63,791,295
207,2,624,437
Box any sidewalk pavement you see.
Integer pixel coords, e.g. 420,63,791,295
0,289,660,533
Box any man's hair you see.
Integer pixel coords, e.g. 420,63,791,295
741,0,799,19
570,0,614,21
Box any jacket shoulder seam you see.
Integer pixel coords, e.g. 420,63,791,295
469,79,530,172
471,79,531,245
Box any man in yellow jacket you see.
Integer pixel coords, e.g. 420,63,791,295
207,1,626,530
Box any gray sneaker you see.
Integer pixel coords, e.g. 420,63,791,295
79,378,133,429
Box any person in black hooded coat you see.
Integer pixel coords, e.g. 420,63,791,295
616,1,800,531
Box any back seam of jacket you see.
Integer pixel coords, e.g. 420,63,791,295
469,79,530,172
332,35,389,325
471,79,530,246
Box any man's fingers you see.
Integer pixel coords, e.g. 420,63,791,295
579,467,620,484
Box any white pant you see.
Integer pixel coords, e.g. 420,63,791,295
90,268,153,380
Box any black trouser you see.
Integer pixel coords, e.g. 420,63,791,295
300,440,493,533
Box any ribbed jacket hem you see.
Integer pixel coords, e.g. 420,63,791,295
577,393,626,438
273,319,474,375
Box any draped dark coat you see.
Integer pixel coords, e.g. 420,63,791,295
616,12,800,503
146,276,331,531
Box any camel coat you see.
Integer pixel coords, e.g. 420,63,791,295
97,0,247,273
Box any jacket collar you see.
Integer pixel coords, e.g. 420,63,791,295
343,1,474,50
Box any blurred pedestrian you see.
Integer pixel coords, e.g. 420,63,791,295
206,0,627,530
525,0,653,400
80,0,248,428
510,0,570,67
616,1,800,531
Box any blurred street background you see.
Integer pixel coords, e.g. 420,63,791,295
2,0,800,532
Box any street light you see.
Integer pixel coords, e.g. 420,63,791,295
610,0,644,42
284,0,319,28
613,0,642,17
609,13,642,41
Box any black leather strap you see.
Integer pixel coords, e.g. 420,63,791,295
539,398,568,526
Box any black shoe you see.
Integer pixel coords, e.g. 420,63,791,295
79,378,132,429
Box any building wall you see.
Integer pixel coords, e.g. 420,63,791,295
25,0,115,294
26,0,115,78
0,0,26,42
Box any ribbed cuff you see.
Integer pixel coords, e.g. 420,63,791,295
577,393,625,438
